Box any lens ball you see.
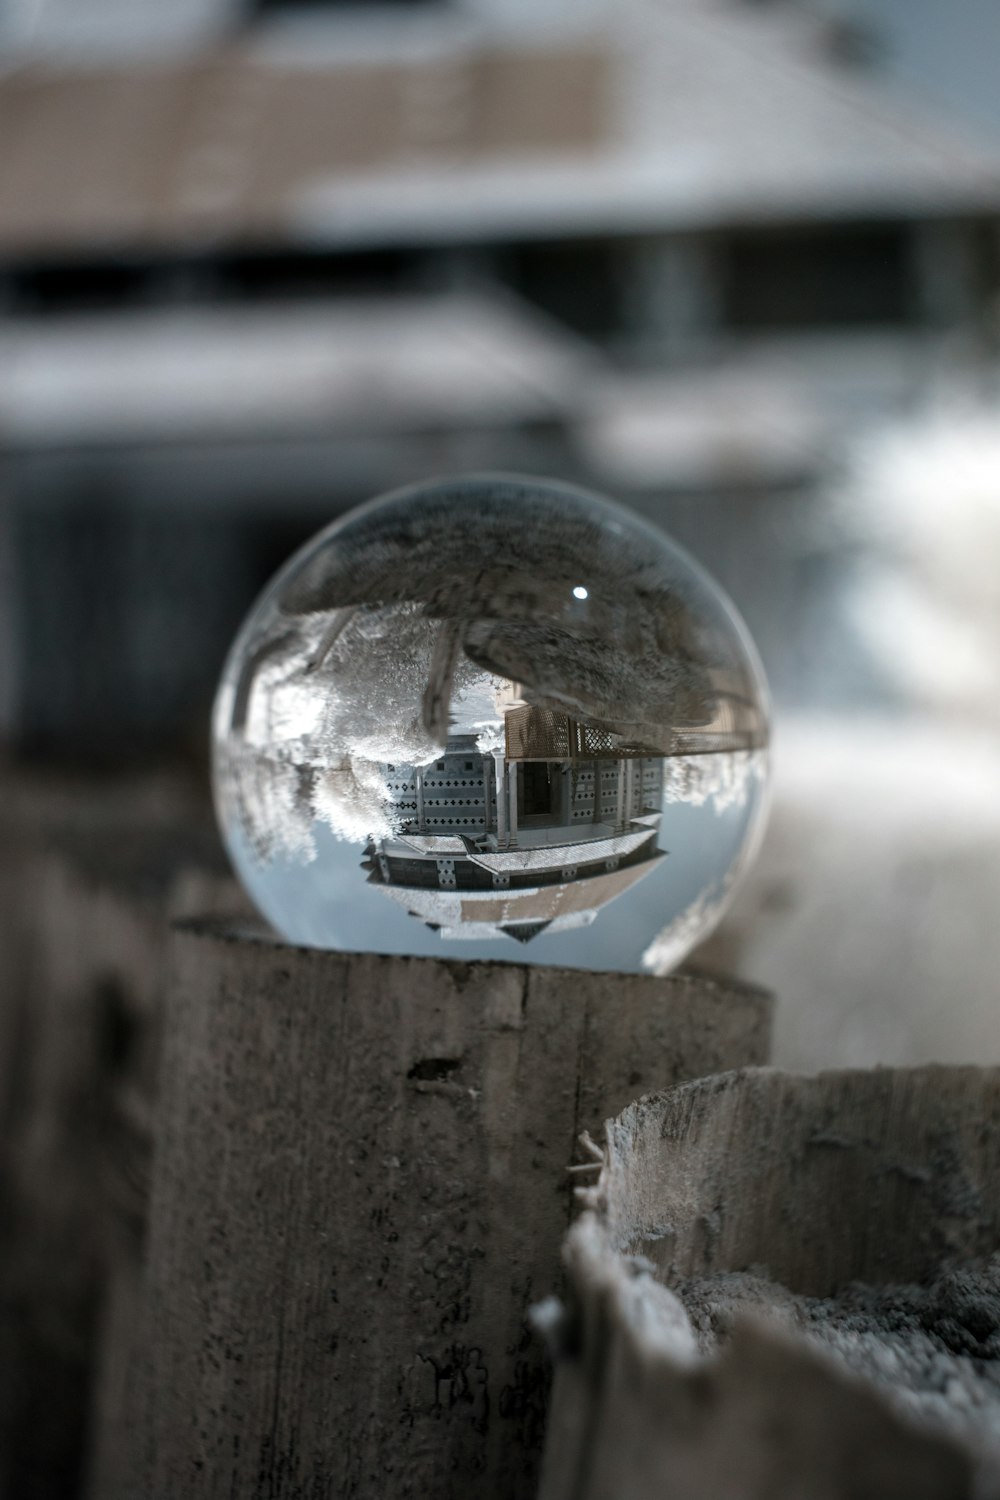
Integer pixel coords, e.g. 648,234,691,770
212,474,770,972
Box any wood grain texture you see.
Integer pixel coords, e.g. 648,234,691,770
128,923,771,1500
0,771,239,1500
541,1066,1000,1500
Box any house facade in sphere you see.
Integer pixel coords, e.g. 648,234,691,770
364,718,665,944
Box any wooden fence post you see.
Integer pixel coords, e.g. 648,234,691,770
127,922,772,1500
540,1067,1000,1500
0,770,239,1500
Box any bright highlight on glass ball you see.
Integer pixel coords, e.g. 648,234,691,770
212,474,770,973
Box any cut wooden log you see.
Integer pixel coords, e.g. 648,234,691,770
127,925,772,1500
540,1066,1000,1500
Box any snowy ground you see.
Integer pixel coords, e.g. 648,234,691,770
696,716,1000,1071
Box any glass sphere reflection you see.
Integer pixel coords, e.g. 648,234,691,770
212,474,770,973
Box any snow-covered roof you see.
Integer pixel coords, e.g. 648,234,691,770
0,292,591,445
467,824,657,874
599,0,1000,229
2,2,999,258
395,833,469,857
371,848,665,934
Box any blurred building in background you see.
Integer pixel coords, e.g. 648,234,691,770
2,0,1000,754
6,10,1000,1497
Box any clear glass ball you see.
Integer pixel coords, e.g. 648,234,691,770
212,474,770,973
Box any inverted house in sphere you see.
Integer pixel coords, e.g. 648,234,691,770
364,721,666,944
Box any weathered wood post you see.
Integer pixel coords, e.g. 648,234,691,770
540,1066,1000,1500
0,769,240,1500
127,923,772,1499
